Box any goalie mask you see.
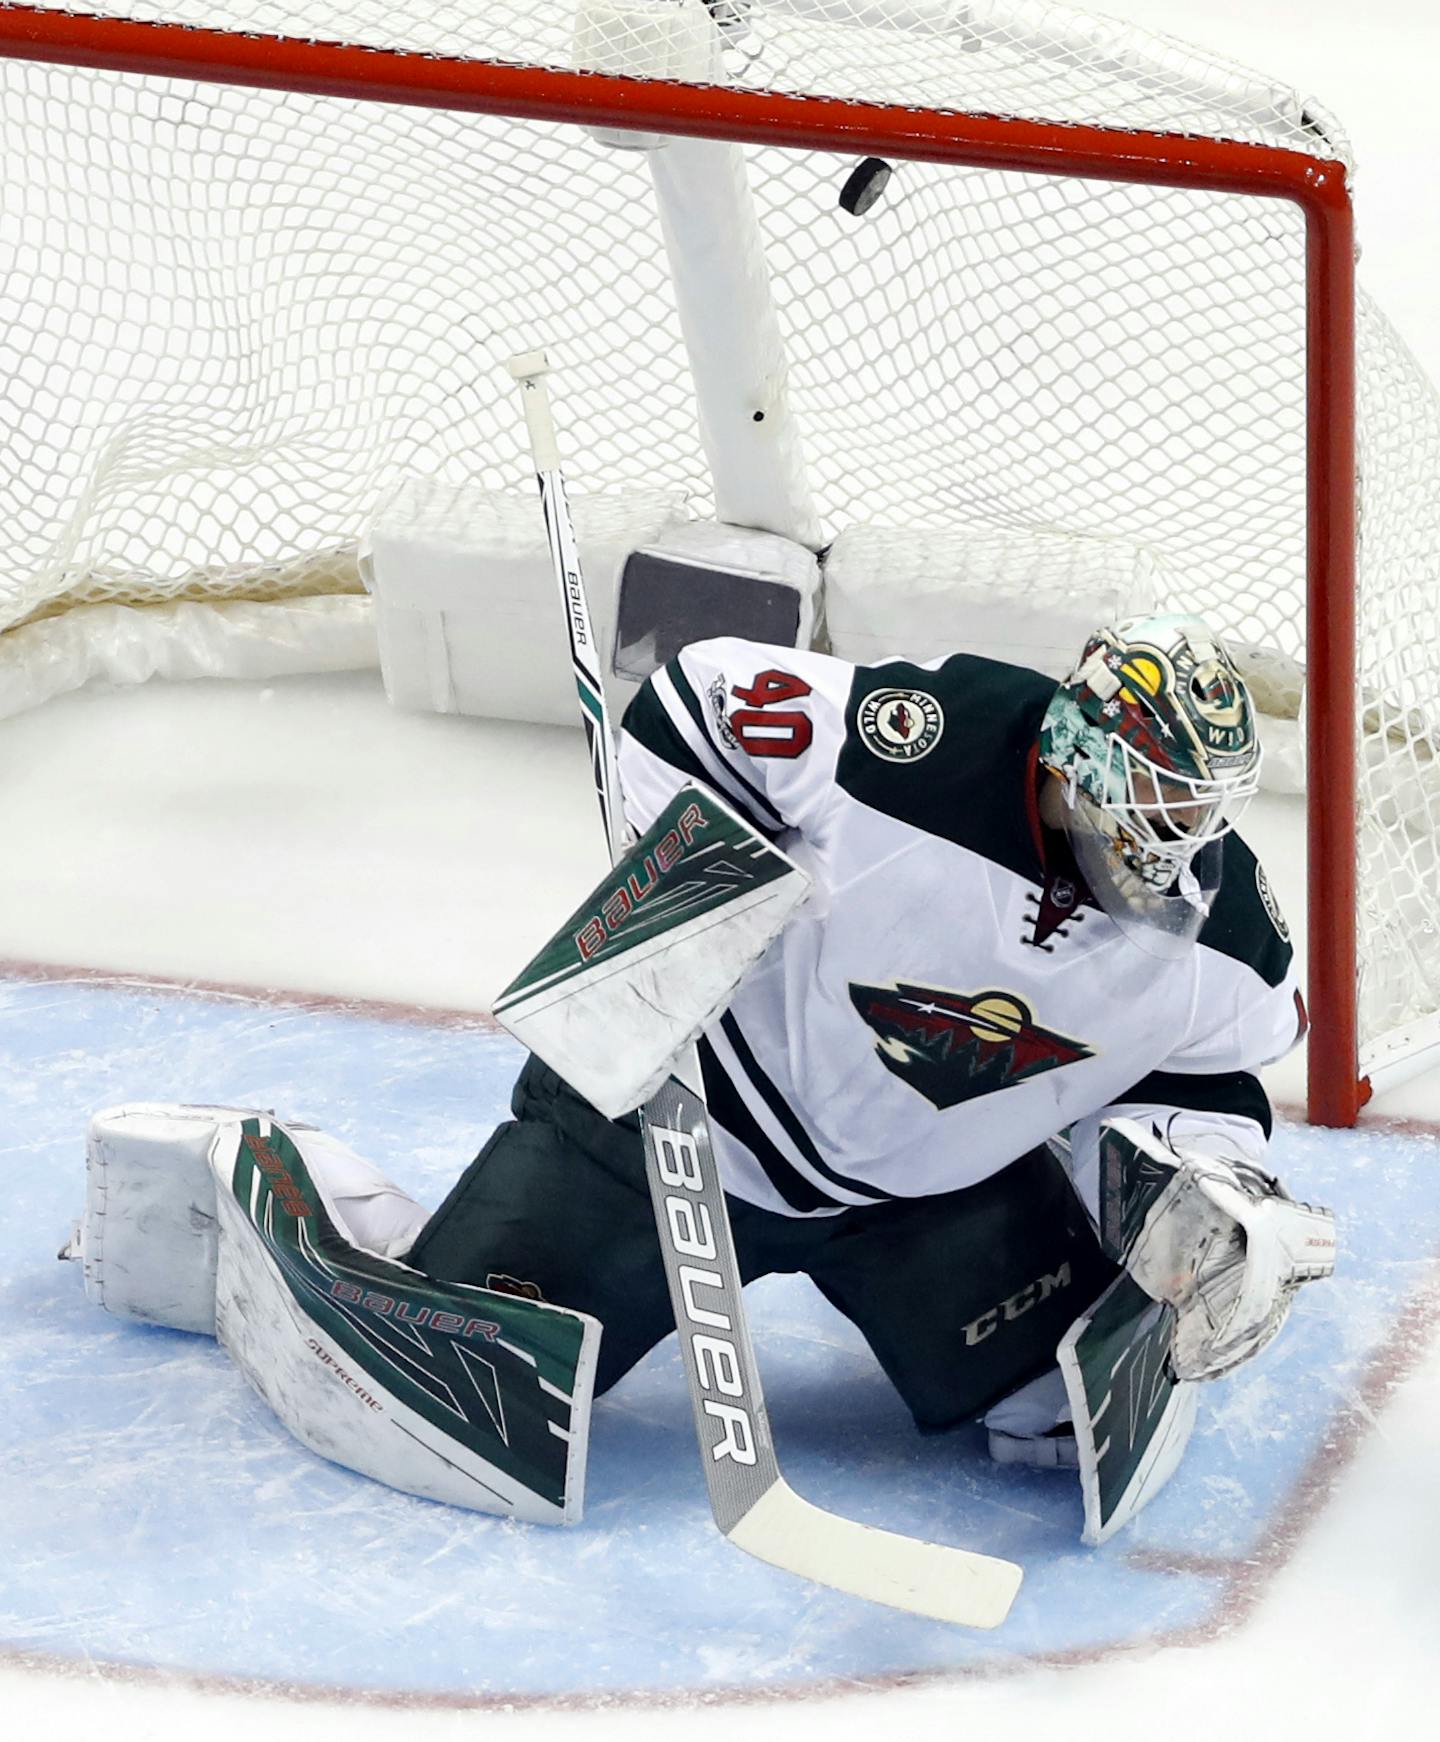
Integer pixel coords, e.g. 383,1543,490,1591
1038,614,1262,956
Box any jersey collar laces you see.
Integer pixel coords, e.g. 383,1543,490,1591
1038,614,1263,958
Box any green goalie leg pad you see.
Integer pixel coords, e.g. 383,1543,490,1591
1058,1273,1199,1546
210,1115,601,1525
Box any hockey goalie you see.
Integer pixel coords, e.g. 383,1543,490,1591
65,612,1335,1554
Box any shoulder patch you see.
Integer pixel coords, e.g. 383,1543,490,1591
1255,861,1290,943
706,673,740,750
857,687,945,762
835,653,1055,876
1198,835,1294,988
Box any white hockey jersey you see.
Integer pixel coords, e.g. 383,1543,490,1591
618,639,1305,1218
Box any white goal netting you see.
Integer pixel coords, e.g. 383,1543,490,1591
0,0,1437,1098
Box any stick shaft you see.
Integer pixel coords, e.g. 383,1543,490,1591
507,353,626,862
505,351,1020,1627
507,350,782,1511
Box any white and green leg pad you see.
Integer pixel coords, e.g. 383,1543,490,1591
65,1104,599,1522
64,1102,432,1334
1059,1275,1199,1546
211,1116,600,1524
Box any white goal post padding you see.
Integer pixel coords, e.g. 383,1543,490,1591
359,482,821,723
822,522,1160,680
360,479,683,725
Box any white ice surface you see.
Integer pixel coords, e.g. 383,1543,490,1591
3,0,1439,1734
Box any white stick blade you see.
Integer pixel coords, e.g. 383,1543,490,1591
726,1480,1022,1629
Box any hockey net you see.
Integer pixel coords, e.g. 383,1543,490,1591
0,0,1437,1120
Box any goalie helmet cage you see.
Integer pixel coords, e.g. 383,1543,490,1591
0,0,1437,1126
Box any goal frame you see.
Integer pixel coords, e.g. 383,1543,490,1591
0,6,1362,1124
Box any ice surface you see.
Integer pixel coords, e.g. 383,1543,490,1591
3,977,1438,1720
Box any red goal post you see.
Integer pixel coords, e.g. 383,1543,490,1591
0,2,1388,1124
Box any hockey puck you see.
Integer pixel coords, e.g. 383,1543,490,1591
838,157,892,217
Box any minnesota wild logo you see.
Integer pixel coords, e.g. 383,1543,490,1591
857,687,944,762
849,981,1094,1109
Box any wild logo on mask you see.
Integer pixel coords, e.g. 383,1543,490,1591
849,981,1094,1109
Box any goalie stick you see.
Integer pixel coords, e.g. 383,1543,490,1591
506,350,1022,1628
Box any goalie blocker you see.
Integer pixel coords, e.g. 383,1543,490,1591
492,781,811,1118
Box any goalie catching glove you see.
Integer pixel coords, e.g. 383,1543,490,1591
1099,1117,1336,1380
